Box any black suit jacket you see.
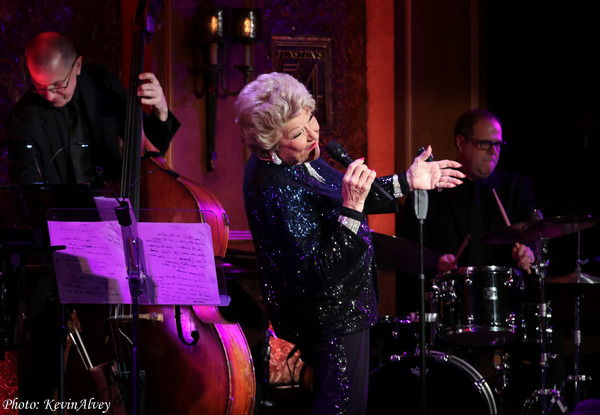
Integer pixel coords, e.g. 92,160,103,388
6,64,180,185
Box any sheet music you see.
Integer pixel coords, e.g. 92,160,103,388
138,222,219,305
47,220,220,305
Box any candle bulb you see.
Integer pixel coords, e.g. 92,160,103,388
210,15,219,35
243,17,252,38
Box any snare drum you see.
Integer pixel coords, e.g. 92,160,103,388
367,350,497,415
434,266,523,346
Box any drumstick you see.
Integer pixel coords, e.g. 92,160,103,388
492,188,511,226
455,233,471,264
492,188,531,274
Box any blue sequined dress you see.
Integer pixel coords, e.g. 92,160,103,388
243,153,408,348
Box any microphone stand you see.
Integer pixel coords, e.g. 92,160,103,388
413,189,429,415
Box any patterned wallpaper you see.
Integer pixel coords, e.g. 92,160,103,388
265,0,368,169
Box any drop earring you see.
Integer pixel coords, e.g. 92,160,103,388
271,152,282,165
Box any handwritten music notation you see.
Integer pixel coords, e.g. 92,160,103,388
47,221,221,305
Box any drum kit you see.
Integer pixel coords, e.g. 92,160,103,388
368,214,599,415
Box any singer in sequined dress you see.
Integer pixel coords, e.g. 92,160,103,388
6,32,180,185
236,72,465,415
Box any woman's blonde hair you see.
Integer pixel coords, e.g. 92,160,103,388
235,72,315,158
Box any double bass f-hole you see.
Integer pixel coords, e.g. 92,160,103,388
174,305,200,346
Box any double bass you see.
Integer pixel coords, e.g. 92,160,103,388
65,1,256,414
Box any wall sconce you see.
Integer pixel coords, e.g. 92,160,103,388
193,6,263,171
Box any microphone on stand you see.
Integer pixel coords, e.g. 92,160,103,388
413,146,432,415
413,147,433,220
325,140,395,202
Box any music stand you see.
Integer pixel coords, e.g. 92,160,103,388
46,206,229,415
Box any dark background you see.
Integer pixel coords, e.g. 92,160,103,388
488,2,599,405
486,2,600,276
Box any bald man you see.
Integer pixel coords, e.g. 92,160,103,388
6,32,180,185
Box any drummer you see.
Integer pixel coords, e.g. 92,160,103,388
401,109,536,274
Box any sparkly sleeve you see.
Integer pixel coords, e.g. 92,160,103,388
249,181,371,292
364,173,410,214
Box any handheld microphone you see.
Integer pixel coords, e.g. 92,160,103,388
325,140,395,202
416,146,434,162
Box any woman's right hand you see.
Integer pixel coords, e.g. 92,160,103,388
342,157,376,212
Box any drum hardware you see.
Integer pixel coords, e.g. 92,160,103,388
488,351,511,415
522,228,555,414
546,229,599,408
520,388,569,415
493,351,511,392
546,226,600,286
549,228,598,409
434,266,523,346
480,211,598,414
370,313,437,370
555,290,594,406
521,302,553,344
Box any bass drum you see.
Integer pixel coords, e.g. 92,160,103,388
367,351,497,415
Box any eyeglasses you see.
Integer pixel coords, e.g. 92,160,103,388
286,110,319,140
32,58,78,95
467,138,506,151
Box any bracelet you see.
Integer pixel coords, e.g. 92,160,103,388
338,215,361,234
392,174,403,198
340,206,364,221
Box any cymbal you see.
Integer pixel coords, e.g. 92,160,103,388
371,232,438,272
480,215,597,244
547,271,600,285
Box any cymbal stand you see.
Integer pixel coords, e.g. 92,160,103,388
572,230,585,404
521,235,563,414
568,291,587,404
559,230,592,405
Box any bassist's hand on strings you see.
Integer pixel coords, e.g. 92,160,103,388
138,72,169,122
